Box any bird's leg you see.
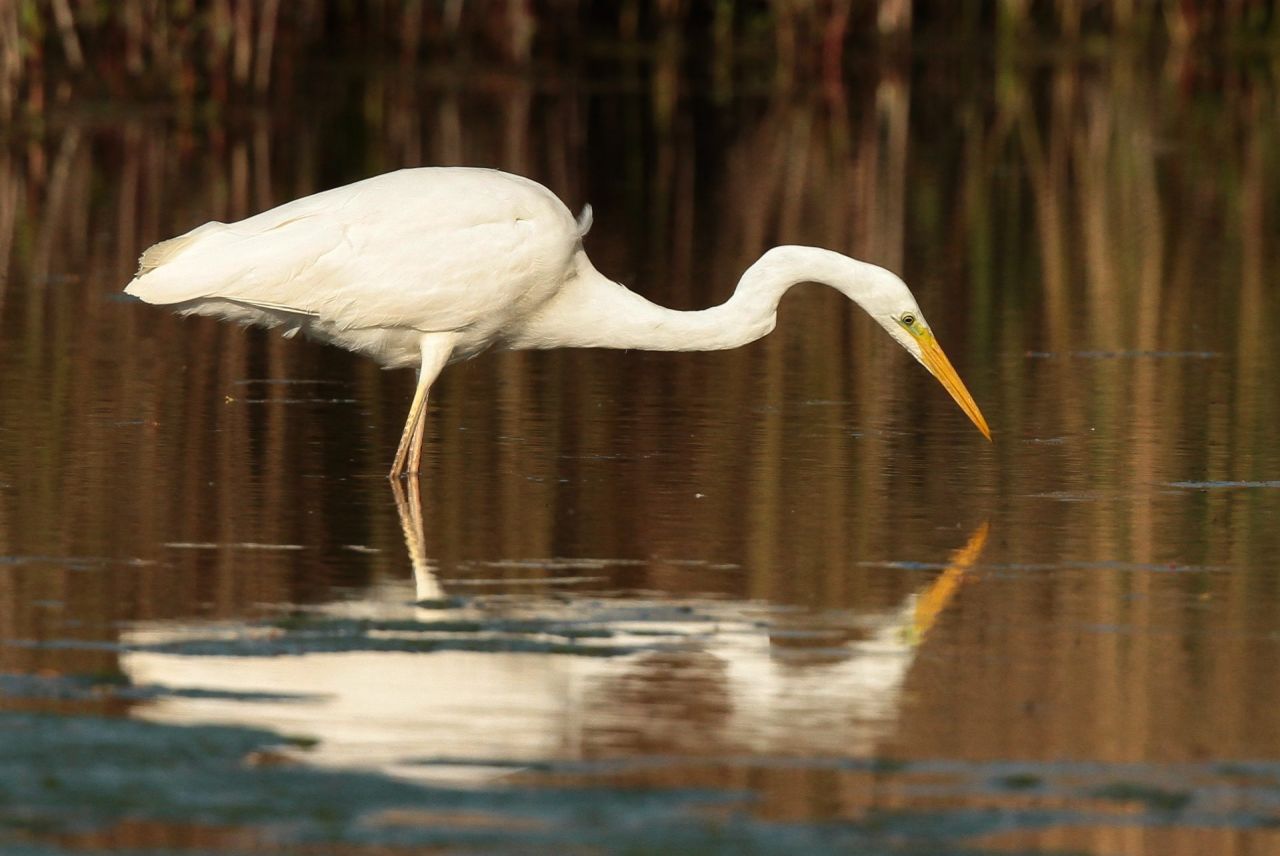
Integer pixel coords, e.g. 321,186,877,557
407,399,428,476
389,375,429,478
388,333,458,479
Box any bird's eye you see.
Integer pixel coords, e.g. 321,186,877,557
900,313,916,327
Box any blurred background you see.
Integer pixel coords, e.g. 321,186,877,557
2,2,1280,854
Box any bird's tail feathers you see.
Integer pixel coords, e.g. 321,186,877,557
133,222,225,278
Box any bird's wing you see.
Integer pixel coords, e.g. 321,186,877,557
126,170,578,333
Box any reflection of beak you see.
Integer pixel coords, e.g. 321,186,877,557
912,522,990,641
917,331,991,441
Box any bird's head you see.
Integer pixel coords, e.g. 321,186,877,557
733,245,991,440
864,278,991,441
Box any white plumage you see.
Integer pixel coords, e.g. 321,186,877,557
127,166,989,477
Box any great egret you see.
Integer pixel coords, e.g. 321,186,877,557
126,167,990,477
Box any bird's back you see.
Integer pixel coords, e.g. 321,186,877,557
126,168,588,365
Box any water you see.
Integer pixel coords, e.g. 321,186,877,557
2,55,1280,854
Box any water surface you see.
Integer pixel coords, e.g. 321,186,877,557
2,53,1279,854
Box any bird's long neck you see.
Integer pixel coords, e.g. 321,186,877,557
510,246,886,352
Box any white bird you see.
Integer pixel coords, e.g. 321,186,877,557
126,167,990,478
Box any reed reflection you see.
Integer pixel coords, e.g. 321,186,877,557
0,50,1278,854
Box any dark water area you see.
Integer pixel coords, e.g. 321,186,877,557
2,49,1280,854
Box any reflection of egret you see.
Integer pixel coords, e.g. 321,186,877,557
120,521,991,775
716,522,990,754
125,167,990,477
389,477,443,604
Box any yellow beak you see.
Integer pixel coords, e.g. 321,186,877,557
917,331,991,441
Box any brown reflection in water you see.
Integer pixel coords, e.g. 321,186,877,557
983,825,1280,856
0,52,1279,852
48,820,270,856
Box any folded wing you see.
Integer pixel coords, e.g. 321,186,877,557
126,168,579,335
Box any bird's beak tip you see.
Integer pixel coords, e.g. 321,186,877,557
918,332,991,442
974,411,993,443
